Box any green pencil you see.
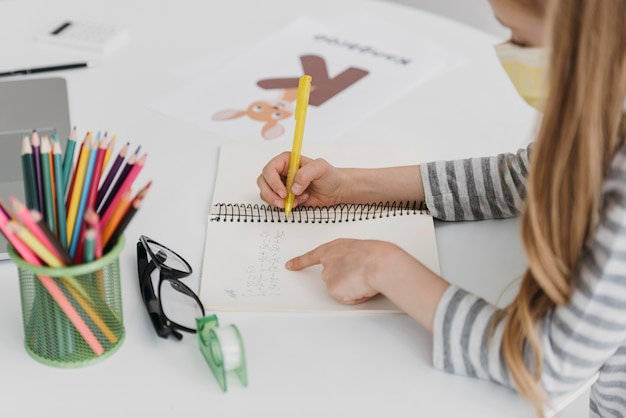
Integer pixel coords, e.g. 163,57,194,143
83,228,96,263
62,128,77,193
52,140,68,247
39,137,56,235
20,135,38,209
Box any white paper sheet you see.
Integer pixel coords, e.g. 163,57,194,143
149,14,463,143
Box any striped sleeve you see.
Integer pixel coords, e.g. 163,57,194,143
431,145,626,415
420,144,532,221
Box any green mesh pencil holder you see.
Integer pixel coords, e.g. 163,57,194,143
8,236,126,368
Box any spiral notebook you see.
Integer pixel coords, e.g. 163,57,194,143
199,142,440,313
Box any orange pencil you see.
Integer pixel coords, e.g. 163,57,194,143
103,191,145,253
102,180,151,247
101,190,131,246
44,136,58,226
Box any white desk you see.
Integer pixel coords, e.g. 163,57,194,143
0,1,585,417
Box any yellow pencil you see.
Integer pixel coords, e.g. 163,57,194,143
284,75,312,216
65,133,92,245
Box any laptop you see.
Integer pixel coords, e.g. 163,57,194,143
0,77,71,260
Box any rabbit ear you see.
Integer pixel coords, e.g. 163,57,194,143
212,109,246,120
262,121,285,140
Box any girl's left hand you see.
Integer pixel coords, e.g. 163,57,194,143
286,238,411,305
287,238,450,332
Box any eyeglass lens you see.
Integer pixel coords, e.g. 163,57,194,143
144,239,192,274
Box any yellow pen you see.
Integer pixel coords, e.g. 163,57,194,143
284,75,312,216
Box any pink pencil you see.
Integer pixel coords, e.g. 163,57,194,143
10,196,67,265
0,209,103,355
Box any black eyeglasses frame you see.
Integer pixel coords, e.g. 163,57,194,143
137,235,206,340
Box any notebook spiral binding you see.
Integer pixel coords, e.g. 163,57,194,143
210,201,429,223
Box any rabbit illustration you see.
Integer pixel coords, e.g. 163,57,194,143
212,87,299,140
212,55,368,140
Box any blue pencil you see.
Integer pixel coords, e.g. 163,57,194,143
69,139,99,257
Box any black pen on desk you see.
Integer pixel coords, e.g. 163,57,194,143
0,61,95,78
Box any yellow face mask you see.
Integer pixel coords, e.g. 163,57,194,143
495,41,548,110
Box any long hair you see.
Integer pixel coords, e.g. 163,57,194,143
501,0,626,415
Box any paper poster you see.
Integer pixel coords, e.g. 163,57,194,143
149,14,463,143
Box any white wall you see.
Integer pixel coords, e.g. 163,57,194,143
384,0,509,38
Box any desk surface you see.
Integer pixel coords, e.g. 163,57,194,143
0,1,582,417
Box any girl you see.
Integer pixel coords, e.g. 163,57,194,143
257,0,626,416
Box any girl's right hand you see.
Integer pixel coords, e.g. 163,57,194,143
257,151,345,209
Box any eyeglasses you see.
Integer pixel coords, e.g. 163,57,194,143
136,235,205,340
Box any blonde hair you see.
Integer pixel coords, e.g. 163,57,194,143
501,0,626,416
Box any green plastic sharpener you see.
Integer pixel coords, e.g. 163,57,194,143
196,314,247,392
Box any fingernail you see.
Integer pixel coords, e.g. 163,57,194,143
277,189,286,198
292,183,302,193
274,199,283,208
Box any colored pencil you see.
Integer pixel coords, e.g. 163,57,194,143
47,136,58,226
39,137,56,235
98,149,136,215
96,142,128,210
11,222,117,345
101,190,131,247
31,210,72,266
0,211,104,356
73,137,108,262
20,135,38,209
99,153,146,226
0,201,14,220
12,221,66,267
10,197,68,265
83,228,96,263
102,181,151,250
61,128,77,193
84,208,102,259
103,194,143,253
86,136,108,212
52,140,68,248
102,134,117,175
69,139,99,257
65,134,92,246
30,130,44,214
84,208,105,298
65,132,91,212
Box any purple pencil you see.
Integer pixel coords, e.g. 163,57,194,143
98,151,136,216
96,142,129,212
30,130,45,216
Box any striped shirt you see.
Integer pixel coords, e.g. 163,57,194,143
421,143,626,417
